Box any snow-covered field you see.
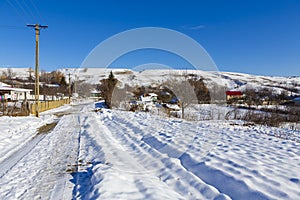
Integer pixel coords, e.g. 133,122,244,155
0,102,299,199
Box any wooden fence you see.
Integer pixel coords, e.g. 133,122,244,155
31,99,70,115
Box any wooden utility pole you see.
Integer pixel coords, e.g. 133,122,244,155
68,72,71,101
74,74,77,95
27,24,48,117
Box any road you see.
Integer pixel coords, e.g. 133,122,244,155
0,104,84,199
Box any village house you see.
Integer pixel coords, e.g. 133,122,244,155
140,93,158,104
139,93,158,111
90,89,102,100
0,82,32,101
226,91,243,101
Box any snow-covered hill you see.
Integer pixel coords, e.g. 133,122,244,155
59,68,300,95
1,67,299,95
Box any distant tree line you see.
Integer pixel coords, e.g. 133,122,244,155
1,68,70,96
228,87,291,106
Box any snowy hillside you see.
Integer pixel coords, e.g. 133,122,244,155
0,102,299,199
59,68,300,95
1,67,299,95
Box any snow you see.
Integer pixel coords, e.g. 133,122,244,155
0,102,299,199
2,68,299,96
0,82,11,87
0,115,55,164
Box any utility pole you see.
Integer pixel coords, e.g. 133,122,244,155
74,74,77,96
68,72,71,101
27,24,48,117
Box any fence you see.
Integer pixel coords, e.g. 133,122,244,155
31,99,70,115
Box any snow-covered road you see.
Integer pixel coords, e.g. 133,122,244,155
0,105,85,199
0,103,299,199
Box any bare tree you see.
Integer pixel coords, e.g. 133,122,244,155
7,68,15,80
111,84,132,109
76,82,96,97
1,68,16,85
165,77,198,119
0,71,7,82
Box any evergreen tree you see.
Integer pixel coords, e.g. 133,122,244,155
108,71,115,80
98,71,118,108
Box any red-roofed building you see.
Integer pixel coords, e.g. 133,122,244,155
226,91,243,101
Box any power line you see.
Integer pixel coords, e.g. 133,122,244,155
28,0,47,24
5,0,28,24
21,0,36,21
5,0,47,25
0,25,28,30
13,0,33,22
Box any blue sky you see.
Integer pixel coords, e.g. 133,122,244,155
0,0,299,76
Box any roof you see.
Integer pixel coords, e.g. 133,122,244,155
143,93,158,97
293,97,300,101
0,82,11,88
226,91,243,96
90,89,101,94
0,87,32,92
141,96,153,102
165,104,181,111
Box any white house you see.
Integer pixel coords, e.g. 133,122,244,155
140,93,158,111
90,89,102,100
0,82,32,101
140,93,158,103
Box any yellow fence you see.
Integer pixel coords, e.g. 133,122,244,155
31,99,70,115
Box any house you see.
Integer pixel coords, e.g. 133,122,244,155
139,93,158,111
226,91,243,101
90,89,102,100
293,97,300,106
140,93,158,104
0,82,32,101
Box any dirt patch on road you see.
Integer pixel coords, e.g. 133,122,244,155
38,122,58,134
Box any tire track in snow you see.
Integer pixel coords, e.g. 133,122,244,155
99,111,229,200
112,112,281,199
70,113,104,199
76,112,187,199
115,111,221,162
0,133,47,179
0,118,52,164
113,114,271,199
50,109,87,200
0,107,84,199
